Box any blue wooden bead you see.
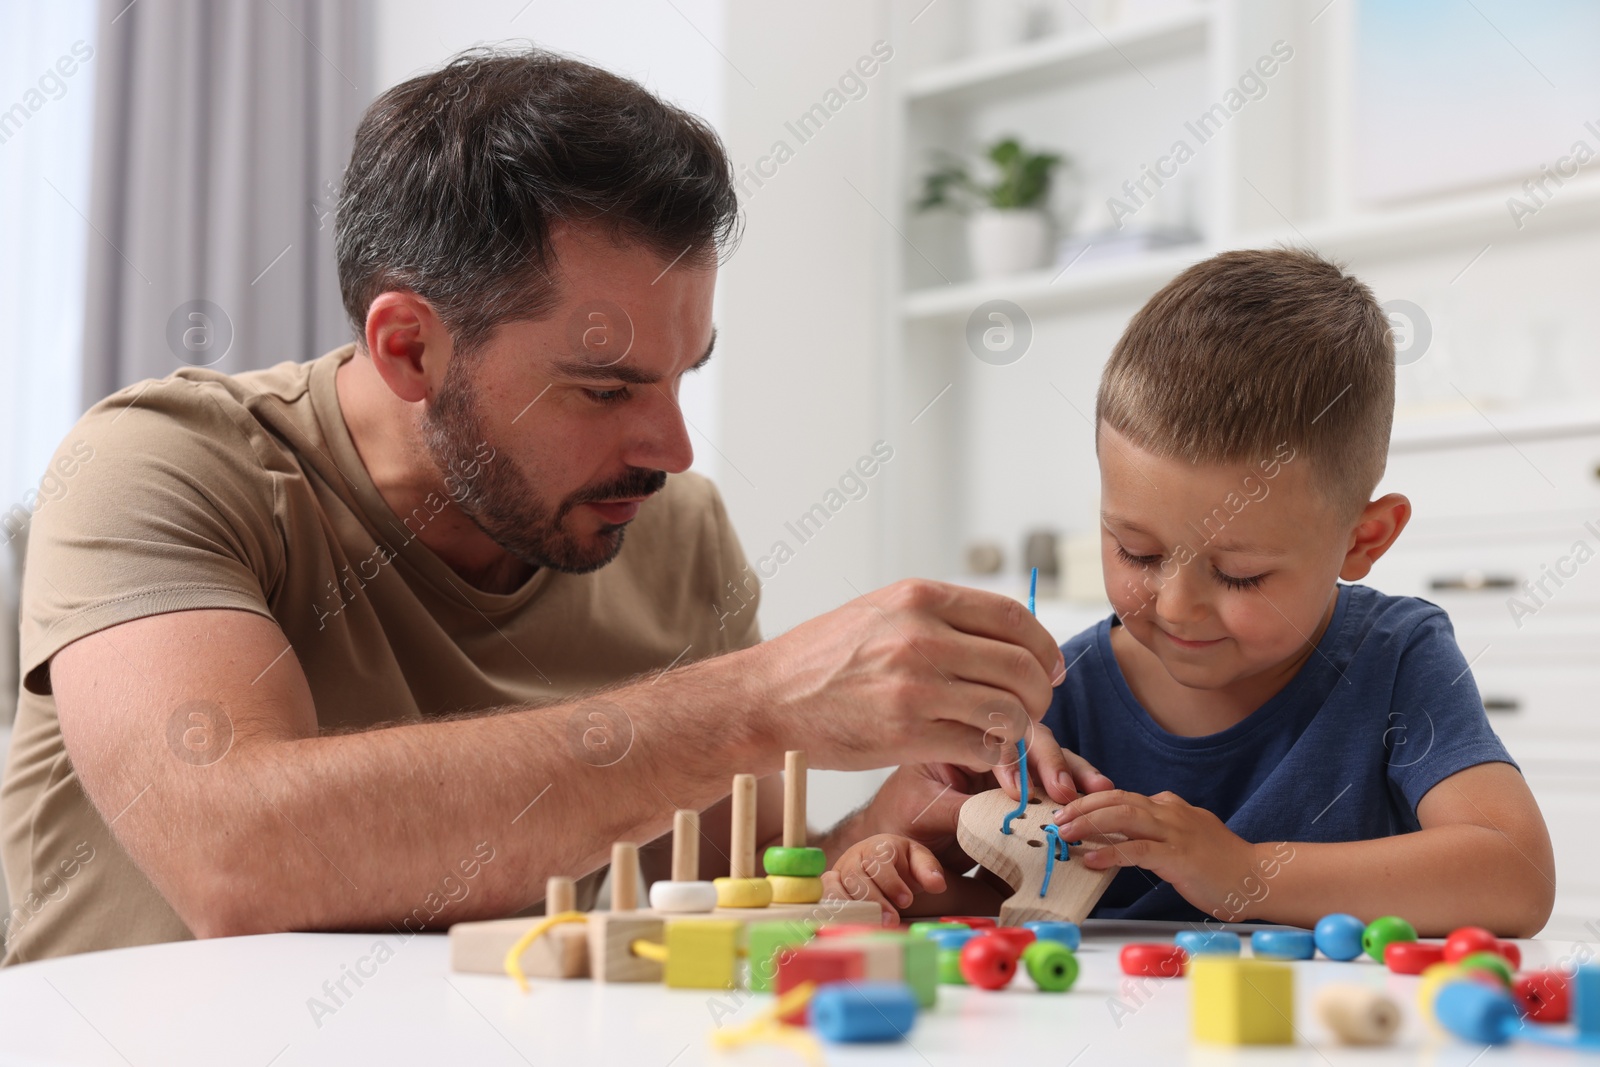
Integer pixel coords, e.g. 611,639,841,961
1023,921,1081,950
1433,981,1519,1045
1251,929,1315,960
1314,913,1366,961
810,982,918,1043
1175,929,1240,956
1577,965,1600,1036
926,928,978,951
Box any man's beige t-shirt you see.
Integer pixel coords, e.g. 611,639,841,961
0,345,761,964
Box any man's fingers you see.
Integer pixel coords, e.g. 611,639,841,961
1022,728,1077,804
928,633,1056,725
912,582,1065,695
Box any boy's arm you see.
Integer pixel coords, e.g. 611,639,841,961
1243,762,1554,936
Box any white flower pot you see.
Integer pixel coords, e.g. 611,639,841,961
967,208,1053,280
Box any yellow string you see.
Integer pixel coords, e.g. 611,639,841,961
503,911,587,993
630,938,669,963
709,981,824,1066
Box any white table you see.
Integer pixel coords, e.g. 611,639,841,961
0,920,1584,1065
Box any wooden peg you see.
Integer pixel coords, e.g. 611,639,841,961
783,750,807,849
672,809,700,882
730,773,757,880
546,875,575,916
611,842,639,911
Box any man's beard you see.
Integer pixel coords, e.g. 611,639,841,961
421,358,666,575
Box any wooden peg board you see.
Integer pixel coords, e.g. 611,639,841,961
955,788,1117,926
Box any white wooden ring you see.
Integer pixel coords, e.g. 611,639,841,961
648,880,719,913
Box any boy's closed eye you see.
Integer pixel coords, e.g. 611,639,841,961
1113,543,1270,590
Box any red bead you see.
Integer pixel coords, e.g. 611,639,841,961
1443,926,1500,963
984,927,1037,953
1497,941,1522,970
1120,943,1188,978
816,923,897,940
940,915,997,928
775,946,865,1024
959,934,1019,990
1385,940,1446,974
1514,969,1571,1023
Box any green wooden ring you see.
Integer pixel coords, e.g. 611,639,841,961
763,846,826,877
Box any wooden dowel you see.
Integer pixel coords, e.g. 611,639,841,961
672,809,700,882
783,750,807,849
546,875,576,915
611,842,639,911
730,773,757,879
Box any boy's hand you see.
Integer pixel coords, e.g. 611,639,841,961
1055,789,1264,920
823,833,947,923
821,762,987,870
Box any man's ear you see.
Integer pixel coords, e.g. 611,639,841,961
1339,493,1411,581
364,291,452,404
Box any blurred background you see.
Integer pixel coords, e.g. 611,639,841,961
3,0,1599,937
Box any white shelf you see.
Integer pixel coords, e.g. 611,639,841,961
1392,399,1600,452
904,5,1211,107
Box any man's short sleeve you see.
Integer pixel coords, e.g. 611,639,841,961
1386,608,1517,814
705,480,761,653
19,379,284,694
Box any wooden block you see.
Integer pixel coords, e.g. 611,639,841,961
776,945,866,1025
588,913,665,983
449,917,589,978
747,919,818,993
955,788,1117,925
663,919,742,990
1191,957,1295,1045
828,937,903,982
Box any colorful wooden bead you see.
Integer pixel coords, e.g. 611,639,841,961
937,947,966,985
1313,913,1365,961
747,920,817,993
984,927,1037,954
713,877,773,909
926,929,978,952
1023,920,1081,950
940,915,996,928
958,934,1018,990
1575,965,1600,1036
817,923,895,939
810,982,917,1043
1515,969,1572,1023
1497,941,1522,970
1362,915,1417,963
1120,943,1187,978
768,875,824,904
1191,958,1295,1045
1443,926,1499,963
763,845,826,878
775,945,865,1025
648,880,718,913
1433,980,1519,1045
1021,940,1078,992
1251,929,1314,960
1385,940,1445,974
908,921,968,940
1457,951,1515,987
1177,929,1241,956
662,919,741,990
1313,984,1401,1046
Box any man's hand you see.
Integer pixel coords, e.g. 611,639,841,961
748,580,1066,772
1055,789,1267,920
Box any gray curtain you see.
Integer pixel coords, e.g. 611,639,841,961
81,0,373,408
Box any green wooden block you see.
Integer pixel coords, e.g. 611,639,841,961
746,919,816,992
903,933,939,1008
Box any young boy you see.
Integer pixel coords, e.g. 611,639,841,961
826,248,1554,936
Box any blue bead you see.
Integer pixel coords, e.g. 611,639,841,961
926,929,978,951
810,982,918,1043
1175,929,1240,956
1251,929,1315,960
1023,921,1081,951
1434,981,1518,1045
1577,965,1600,1036
1314,913,1366,961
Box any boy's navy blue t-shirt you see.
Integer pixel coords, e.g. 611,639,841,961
1042,583,1516,922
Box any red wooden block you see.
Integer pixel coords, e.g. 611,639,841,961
816,923,897,939
775,945,866,1025
940,915,997,928
1514,969,1571,1023
1385,940,1446,974
1120,943,1187,978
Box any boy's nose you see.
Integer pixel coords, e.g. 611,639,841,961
1154,568,1210,625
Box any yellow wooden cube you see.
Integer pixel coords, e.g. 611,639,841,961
663,919,742,990
768,875,824,904
1191,957,1294,1045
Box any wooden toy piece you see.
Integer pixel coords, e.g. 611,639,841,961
1313,913,1365,960
649,810,719,913
1515,969,1572,1023
1021,939,1078,992
547,876,576,916
1432,979,1520,1045
1313,984,1401,1046
1121,943,1187,977
610,842,640,911
959,934,1019,989
810,983,918,1043
1575,964,1600,1036
588,913,666,983
747,920,818,993
1024,920,1081,950
1497,941,1522,969
1177,929,1240,956
1443,926,1498,962
764,751,827,883
716,773,774,908
661,918,742,990
448,874,588,978
783,750,808,849
769,875,824,904
1361,915,1417,962
941,915,997,929
1384,940,1445,974
1456,951,1514,987
776,945,867,1024
823,936,903,983
1251,929,1314,961
954,788,1116,925
1190,957,1295,1046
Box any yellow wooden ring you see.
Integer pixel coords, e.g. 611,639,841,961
1416,962,1465,1034
714,877,774,908
767,875,824,904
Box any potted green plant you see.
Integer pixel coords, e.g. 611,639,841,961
916,136,1070,279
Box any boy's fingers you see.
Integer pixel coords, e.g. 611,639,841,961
872,861,917,910
1082,838,1155,871
908,842,948,893
1062,802,1165,845
1053,788,1142,825
1023,730,1078,804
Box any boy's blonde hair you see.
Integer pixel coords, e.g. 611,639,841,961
1096,248,1395,517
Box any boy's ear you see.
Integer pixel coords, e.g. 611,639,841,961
1339,493,1411,581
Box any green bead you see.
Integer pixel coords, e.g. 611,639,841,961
746,920,816,992
1361,915,1417,962
937,947,968,985
763,846,826,878
909,921,969,940
1022,940,1079,992
1457,951,1515,987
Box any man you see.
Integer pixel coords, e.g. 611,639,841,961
1,48,1076,963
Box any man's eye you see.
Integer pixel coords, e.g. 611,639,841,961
1115,545,1161,567
584,387,629,404
1213,567,1267,590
